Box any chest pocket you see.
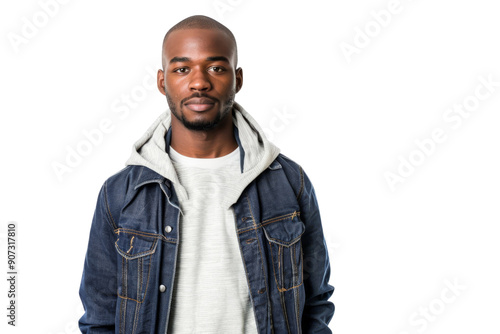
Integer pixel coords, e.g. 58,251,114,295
115,229,159,303
262,211,305,291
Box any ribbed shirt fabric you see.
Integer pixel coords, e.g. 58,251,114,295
166,145,259,334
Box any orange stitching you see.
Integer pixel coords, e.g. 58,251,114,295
278,246,281,274
114,228,176,244
235,222,253,299
246,193,269,295
132,258,142,333
115,239,158,258
116,253,153,305
269,240,282,291
122,256,126,296
114,228,163,238
292,243,298,284
137,257,141,300
297,245,304,332
118,294,145,304
237,211,301,235
127,236,135,254
300,244,304,285
269,241,305,292
121,257,128,332
261,211,300,226
281,282,303,292
244,194,257,293
132,301,141,334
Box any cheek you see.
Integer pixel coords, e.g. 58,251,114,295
165,80,183,101
217,77,236,95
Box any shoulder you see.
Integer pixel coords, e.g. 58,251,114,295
276,153,302,174
263,153,306,201
274,153,320,205
103,165,142,190
97,165,152,225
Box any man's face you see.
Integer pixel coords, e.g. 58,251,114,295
157,28,243,131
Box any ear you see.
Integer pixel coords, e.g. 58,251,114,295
157,69,166,96
235,67,243,93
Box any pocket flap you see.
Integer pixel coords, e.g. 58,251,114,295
262,212,305,247
115,231,158,259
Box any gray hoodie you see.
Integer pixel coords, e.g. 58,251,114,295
124,102,281,210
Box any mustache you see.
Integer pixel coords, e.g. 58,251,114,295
181,93,219,105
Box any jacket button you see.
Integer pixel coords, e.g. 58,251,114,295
159,285,166,293
165,226,173,233
258,288,266,294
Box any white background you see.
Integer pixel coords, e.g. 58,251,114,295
1,0,500,333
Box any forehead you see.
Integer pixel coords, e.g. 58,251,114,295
163,28,236,64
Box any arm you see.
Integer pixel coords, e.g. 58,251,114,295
78,181,117,333
299,167,335,333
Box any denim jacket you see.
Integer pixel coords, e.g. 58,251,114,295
78,153,334,333
79,105,334,333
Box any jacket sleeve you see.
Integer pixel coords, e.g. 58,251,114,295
78,181,117,333
299,167,335,333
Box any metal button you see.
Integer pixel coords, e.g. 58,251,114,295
165,225,172,233
258,288,266,294
159,285,166,293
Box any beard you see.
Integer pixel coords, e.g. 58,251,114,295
166,89,235,131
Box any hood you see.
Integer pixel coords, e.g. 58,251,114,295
124,102,280,210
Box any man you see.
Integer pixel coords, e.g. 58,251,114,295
79,15,334,333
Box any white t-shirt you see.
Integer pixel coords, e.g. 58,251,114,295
166,145,259,334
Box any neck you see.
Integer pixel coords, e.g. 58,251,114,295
170,112,238,158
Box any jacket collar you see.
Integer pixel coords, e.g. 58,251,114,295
133,121,247,191
133,166,167,190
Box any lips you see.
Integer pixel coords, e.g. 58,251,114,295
184,97,216,112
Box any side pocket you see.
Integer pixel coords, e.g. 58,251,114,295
115,230,158,303
262,212,305,291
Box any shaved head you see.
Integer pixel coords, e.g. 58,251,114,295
161,15,238,69
156,15,243,135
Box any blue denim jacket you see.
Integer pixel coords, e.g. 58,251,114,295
79,152,334,333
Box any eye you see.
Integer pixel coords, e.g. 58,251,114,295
173,67,189,74
209,66,226,73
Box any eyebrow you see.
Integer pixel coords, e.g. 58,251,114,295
169,56,230,64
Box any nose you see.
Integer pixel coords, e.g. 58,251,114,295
188,67,211,92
